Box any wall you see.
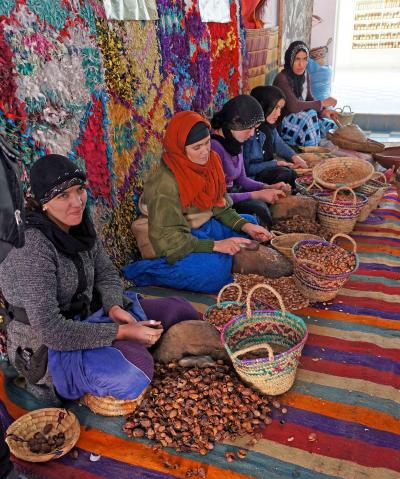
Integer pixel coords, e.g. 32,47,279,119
311,0,338,65
0,0,244,266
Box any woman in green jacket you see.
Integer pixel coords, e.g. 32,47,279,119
123,110,271,293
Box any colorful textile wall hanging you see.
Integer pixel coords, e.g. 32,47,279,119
0,0,244,266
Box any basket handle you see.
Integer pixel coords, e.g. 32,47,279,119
330,233,357,253
371,171,387,183
231,343,274,362
332,187,357,205
342,105,352,113
306,180,323,192
246,284,286,318
217,283,242,306
335,107,343,113
270,230,284,237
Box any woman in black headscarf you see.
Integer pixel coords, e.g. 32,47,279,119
273,40,338,146
210,94,287,228
243,85,307,188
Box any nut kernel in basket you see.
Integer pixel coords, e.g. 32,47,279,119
205,303,246,329
273,215,333,239
296,243,356,275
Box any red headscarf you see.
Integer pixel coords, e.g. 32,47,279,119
162,111,226,210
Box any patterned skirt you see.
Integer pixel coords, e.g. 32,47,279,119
281,109,336,147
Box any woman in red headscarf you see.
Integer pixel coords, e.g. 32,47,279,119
123,111,271,293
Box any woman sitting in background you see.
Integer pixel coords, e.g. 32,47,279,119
243,85,307,189
273,40,338,147
0,155,198,405
123,111,271,293
210,94,288,228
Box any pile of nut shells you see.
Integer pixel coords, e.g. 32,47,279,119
204,303,246,330
273,215,332,239
220,274,309,311
295,243,356,275
27,424,65,454
123,362,273,454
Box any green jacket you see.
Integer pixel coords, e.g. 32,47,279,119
144,162,248,264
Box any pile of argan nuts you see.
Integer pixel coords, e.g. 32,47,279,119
295,243,356,275
27,424,65,454
204,303,246,330
273,215,332,239
220,274,309,311
124,362,275,456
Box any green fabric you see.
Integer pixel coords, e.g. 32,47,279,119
144,163,248,264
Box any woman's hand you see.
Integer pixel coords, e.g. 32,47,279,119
109,305,137,325
213,237,252,255
116,320,163,346
241,223,272,242
321,108,340,122
321,97,337,108
291,155,308,168
251,189,286,204
277,160,294,168
263,181,288,191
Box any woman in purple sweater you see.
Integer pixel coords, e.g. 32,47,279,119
211,95,287,228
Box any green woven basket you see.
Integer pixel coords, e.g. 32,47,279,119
221,284,308,396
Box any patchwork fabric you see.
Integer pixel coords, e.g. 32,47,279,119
281,110,336,147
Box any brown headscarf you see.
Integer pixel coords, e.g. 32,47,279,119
162,111,226,210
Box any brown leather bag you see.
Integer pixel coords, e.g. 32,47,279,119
131,216,156,259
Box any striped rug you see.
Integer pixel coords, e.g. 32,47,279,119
1,191,399,479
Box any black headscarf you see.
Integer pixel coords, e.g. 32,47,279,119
211,95,264,156
27,154,96,257
283,40,310,100
185,121,210,146
251,86,286,160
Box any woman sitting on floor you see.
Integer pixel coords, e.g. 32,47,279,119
210,94,288,228
273,40,338,147
122,110,271,293
0,155,198,405
243,85,308,189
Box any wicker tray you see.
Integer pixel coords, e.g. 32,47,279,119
270,231,322,259
82,387,148,416
298,146,331,153
5,408,80,463
327,131,385,153
313,157,374,190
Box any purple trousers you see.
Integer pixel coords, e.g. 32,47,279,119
112,296,199,380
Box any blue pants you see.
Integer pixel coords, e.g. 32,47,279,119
122,215,256,293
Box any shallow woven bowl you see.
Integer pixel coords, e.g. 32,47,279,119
313,157,374,190
5,408,80,463
298,146,331,154
373,147,400,170
298,153,325,168
271,232,322,259
327,131,385,154
82,388,148,416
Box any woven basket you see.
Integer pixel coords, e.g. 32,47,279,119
270,231,322,259
313,157,374,190
358,187,386,222
298,146,331,154
298,153,326,168
355,172,389,197
222,284,308,396
82,387,148,416
314,187,368,234
335,105,354,126
5,408,80,463
204,283,244,332
292,234,359,302
327,131,385,153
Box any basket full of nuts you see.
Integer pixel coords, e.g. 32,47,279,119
314,187,368,234
222,284,308,396
204,283,245,332
5,408,80,463
292,233,359,302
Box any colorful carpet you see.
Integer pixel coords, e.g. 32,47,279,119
1,191,399,479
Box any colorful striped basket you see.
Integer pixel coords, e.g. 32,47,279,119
355,171,390,197
295,175,329,197
314,187,368,234
221,284,308,396
292,234,359,302
203,283,244,332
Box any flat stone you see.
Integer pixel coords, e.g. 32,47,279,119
153,320,228,363
270,195,317,221
232,245,293,277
